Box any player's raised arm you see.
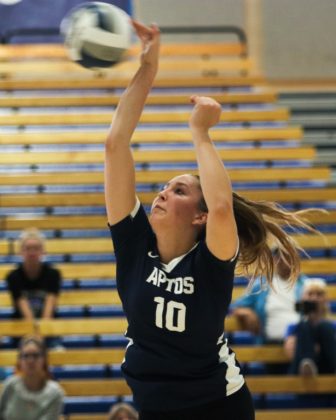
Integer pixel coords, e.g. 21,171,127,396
104,21,160,225
189,96,238,261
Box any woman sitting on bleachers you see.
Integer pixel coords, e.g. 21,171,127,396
0,335,64,420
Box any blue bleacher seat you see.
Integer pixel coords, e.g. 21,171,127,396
246,362,267,376
0,308,13,319
61,335,97,348
88,306,124,317
63,396,119,415
56,307,86,318
228,331,256,345
265,394,336,409
52,365,108,379
99,335,128,348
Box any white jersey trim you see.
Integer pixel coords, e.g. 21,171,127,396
130,196,141,218
160,242,199,273
230,238,240,262
217,334,245,396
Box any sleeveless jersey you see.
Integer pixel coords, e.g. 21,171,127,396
109,201,244,411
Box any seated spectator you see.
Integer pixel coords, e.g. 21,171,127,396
0,335,64,420
108,402,138,420
284,278,336,375
5,228,62,348
6,228,61,320
231,249,306,373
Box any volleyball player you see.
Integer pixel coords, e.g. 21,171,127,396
104,20,316,420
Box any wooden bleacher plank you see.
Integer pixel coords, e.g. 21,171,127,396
0,92,278,108
0,289,120,307
0,167,329,186
0,109,289,126
14,238,114,255
303,209,336,225
0,283,335,308
1,283,336,308
6,375,328,396
1,214,107,230
38,318,128,336
0,346,288,367
0,233,333,256
240,187,336,203
1,283,335,309
292,233,336,249
0,127,303,145
247,375,336,394
300,259,336,275
0,312,334,341
3,186,336,209
0,263,116,280
35,317,240,337
0,147,316,166
0,75,265,90
61,378,130,396
0,43,246,61
0,241,9,254
0,259,334,282
0,57,255,77
0,320,35,336
3,209,334,232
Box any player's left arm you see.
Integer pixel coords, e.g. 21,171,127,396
190,96,238,261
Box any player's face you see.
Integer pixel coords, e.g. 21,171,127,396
149,174,206,231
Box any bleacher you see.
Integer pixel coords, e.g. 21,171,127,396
0,15,335,420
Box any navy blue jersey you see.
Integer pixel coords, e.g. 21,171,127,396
109,201,244,411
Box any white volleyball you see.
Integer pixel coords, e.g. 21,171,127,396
61,2,132,69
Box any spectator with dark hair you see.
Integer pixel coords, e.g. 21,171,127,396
284,278,336,375
0,335,64,420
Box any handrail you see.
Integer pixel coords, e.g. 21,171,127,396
160,25,247,45
1,25,247,54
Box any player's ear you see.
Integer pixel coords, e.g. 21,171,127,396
192,211,207,227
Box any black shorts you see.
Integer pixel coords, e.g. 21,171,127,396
139,383,255,420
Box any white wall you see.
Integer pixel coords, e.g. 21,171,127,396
133,0,336,80
133,0,244,42
262,0,336,80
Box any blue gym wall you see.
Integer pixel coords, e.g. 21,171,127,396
0,0,133,43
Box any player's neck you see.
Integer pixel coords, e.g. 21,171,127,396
156,231,197,264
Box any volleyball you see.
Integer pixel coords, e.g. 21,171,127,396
60,2,132,69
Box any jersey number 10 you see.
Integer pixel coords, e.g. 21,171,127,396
154,297,186,332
